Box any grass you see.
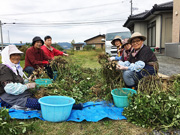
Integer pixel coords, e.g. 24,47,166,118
0,50,153,135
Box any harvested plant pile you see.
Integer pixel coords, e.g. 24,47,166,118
123,74,180,130
98,54,125,89
31,55,126,103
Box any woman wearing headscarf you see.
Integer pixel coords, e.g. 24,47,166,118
0,45,83,110
0,45,41,110
117,32,158,88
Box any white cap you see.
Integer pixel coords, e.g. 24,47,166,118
8,45,23,55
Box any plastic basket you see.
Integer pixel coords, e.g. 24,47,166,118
35,79,53,87
38,96,75,122
111,88,137,108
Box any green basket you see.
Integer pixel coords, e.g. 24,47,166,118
35,79,53,87
111,88,137,108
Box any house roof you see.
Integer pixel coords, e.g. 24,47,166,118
123,1,173,27
72,43,84,46
84,34,105,42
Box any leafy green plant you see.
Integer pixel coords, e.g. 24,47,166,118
123,75,180,130
0,108,35,134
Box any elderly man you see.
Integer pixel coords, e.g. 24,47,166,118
117,32,158,88
24,36,52,77
41,35,69,60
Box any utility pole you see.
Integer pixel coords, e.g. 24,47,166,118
130,0,133,16
0,20,3,50
8,30,10,44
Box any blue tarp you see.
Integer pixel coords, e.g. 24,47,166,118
2,101,126,122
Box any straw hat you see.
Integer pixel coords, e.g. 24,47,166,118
111,36,122,46
9,45,23,55
128,32,146,43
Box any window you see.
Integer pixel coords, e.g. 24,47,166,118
76,47,80,50
147,21,156,47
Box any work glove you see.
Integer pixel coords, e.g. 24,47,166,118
109,57,115,61
26,82,36,89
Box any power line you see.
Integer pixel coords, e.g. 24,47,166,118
14,19,126,25
0,1,127,16
2,19,126,28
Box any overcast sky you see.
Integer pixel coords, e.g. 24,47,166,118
0,0,172,43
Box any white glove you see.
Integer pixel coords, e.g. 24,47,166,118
26,83,36,89
110,57,115,61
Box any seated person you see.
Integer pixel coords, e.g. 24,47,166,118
0,45,83,110
41,35,69,59
24,36,53,78
121,39,132,61
117,32,158,88
0,45,40,110
109,36,124,61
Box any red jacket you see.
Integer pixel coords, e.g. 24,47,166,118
41,45,64,59
24,46,52,69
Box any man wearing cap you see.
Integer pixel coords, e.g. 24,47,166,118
41,35,69,60
24,36,52,77
109,35,124,61
117,32,158,88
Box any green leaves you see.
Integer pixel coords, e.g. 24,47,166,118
123,89,180,130
0,108,35,134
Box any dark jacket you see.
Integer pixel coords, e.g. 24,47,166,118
129,45,158,71
129,45,157,63
0,64,24,94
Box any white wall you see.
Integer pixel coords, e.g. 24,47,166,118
134,22,148,44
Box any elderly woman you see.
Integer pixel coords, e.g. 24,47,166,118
0,45,83,110
109,36,124,61
121,39,132,61
117,32,158,88
0,45,40,110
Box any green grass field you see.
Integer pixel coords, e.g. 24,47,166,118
0,50,152,135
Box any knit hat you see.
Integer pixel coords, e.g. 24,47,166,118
128,32,146,44
111,36,122,46
9,45,23,55
32,36,44,46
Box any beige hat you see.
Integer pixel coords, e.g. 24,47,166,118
9,45,23,55
128,32,146,43
111,36,122,46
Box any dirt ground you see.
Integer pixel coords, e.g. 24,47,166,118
156,54,180,76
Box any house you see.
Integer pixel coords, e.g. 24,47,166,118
72,43,84,50
165,0,180,58
123,1,173,53
172,0,180,43
84,34,105,49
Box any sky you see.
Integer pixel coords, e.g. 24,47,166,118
0,0,172,43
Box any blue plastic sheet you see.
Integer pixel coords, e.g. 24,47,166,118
2,101,126,122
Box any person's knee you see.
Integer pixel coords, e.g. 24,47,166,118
24,66,35,75
123,70,136,87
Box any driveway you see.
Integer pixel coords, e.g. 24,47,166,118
156,54,180,76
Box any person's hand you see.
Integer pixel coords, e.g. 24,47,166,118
26,83,36,89
108,57,115,62
116,65,128,70
63,53,69,57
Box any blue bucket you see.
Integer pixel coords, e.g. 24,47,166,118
35,79,53,87
111,88,137,108
38,96,75,122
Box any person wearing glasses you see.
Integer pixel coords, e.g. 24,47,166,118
117,32,158,88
